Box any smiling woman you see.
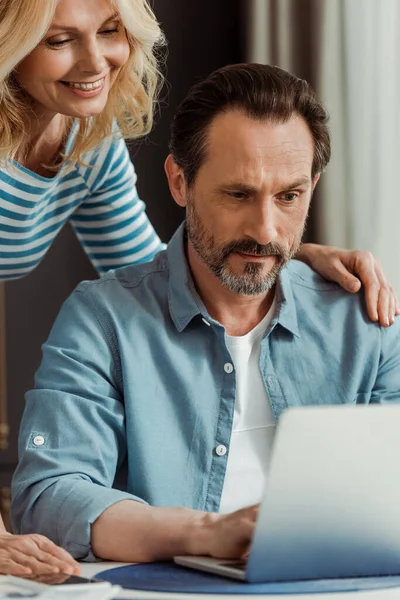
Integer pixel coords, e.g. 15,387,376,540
1,0,163,169
0,0,165,280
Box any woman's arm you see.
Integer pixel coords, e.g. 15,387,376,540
297,244,399,327
70,137,163,274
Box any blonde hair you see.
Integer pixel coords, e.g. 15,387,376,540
0,0,165,167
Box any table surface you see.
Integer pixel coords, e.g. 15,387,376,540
80,562,400,600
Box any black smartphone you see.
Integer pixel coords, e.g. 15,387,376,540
18,573,104,585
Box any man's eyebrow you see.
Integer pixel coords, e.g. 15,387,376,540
217,176,312,193
217,182,258,194
279,176,312,190
48,13,119,33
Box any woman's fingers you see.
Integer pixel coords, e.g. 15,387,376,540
0,534,80,576
33,535,80,573
0,557,33,576
7,548,60,574
372,260,396,327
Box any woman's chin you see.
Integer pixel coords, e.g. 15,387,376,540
58,101,109,119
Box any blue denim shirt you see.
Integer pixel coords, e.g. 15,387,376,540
11,224,400,558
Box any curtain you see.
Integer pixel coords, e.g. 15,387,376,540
245,0,400,291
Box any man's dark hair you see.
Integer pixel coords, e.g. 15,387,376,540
169,63,331,186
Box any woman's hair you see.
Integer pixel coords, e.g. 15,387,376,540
0,0,165,167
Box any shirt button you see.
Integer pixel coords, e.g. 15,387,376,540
33,435,45,446
224,362,234,374
215,444,227,456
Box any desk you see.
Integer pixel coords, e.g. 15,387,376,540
80,562,400,600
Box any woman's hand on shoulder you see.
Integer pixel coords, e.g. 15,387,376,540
0,532,80,576
296,244,399,327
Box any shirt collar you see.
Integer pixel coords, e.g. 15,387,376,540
273,265,300,338
167,223,208,332
166,222,300,337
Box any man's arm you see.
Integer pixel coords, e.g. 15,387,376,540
91,501,258,562
11,286,144,559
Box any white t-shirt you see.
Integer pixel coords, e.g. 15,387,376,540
219,300,276,514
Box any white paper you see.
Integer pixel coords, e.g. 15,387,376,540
0,576,120,599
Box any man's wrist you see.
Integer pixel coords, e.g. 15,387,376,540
183,510,218,556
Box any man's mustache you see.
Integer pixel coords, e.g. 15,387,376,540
221,240,289,260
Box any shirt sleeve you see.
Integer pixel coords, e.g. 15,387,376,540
371,319,400,403
10,285,146,560
70,136,164,274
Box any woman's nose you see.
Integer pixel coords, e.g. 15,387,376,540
78,41,107,75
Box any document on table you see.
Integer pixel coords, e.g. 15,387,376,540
0,575,120,599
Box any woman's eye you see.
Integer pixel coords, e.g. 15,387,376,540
45,25,119,48
99,27,119,36
47,39,71,48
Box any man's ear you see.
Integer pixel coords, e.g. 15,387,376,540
312,173,320,191
164,154,188,208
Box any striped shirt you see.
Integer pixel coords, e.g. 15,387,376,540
0,129,163,280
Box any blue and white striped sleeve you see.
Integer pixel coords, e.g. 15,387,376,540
70,136,163,274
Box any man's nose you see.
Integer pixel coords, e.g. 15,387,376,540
244,203,279,245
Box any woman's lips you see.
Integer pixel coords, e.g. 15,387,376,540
60,77,106,98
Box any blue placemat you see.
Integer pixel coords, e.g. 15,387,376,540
95,562,400,594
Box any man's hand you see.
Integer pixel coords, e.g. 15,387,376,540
195,505,259,559
91,500,259,563
0,533,81,576
297,244,400,327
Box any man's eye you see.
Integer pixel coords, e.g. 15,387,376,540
229,192,247,200
281,192,299,202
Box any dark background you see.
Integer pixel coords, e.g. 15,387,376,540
1,0,244,487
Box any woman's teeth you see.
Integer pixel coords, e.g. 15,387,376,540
64,78,105,90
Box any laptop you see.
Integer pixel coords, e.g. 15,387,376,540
174,404,400,583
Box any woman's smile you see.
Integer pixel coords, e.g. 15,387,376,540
59,75,107,97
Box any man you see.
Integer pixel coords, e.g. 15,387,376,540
11,64,400,562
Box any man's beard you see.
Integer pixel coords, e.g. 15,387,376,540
186,200,303,296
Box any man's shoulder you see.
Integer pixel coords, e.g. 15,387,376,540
74,249,169,303
285,259,370,323
286,259,344,293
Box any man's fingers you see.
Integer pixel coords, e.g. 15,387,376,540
236,504,259,522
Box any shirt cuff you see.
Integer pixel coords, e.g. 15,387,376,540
41,480,147,560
